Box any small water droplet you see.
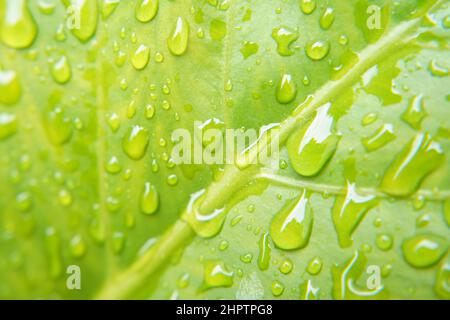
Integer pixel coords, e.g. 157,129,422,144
276,73,297,104
362,123,396,152
257,232,271,271
271,280,284,297
240,41,259,59
320,7,335,30
140,182,159,215
306,257,323,275
376,234,393,251
0,113,17,140
279,259,293,274
201,260,233,291
306,40,330,61
70,234,87,258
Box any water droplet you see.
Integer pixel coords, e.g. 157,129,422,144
332,251,386,299
102,0,120,19
70,234,87,258
240,41,259,59
332,182,378,248
428,60,449,77
276,73,297,104
131,44,150,70
271,280,284,297
240,253,253,263
435,259,450,299
361,112,377,126
0,70,21,105
122,125,149,160
271,26,299,56
201,260,233,291
0,0,37,48
62,0,98,42
381,133,444,197
279,259,293,274
306,257,323,275
107,113,120,132
270,190,313,250
376,234,393,251
135,0,158,23
219,240,229,251
306,40,330,61
183,190,226,238
167,17,189,56
362,123,396,152
50,56,71,84
177,272,190,289
401,94,427,130
140,182,159,215
0,113,17,140
105,156,121,174
299,0,316,14
287,103,340,176
154,51,164,63
257,232,271,271
320,7,335,30
58,188,73,207
166,174,178,186
44,106,73,146
402,234,447,268
210,19,226,41
112,231,125,254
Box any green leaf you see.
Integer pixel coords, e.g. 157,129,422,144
0,0,449,300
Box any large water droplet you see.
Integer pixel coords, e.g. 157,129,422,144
381,133,444,197
271,26,299,56
269,190,313,250
402,234,447,268
140,182,159,215
240,41,259,59
62,0,98,42
135,0,158,23
332,182,378,248
287,103,340,176
276,73,297,104
122,125,149,160
0,0,37,49
0,70,21,105
0,113,17,140
167,17,189,56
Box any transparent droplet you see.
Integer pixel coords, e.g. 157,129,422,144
257,232,271,271
62,0,98,42
306,40,330,61
402,234,447,268
50,56,71,84
122,125,149,160
287,103,340,176
0,70,21,105
131,44,150,70
240,41,259,59
167,17,189,56
320,7,335,30
362,123,396,152
306,257,323,275
271,26,299,56
276,73,297,104
135,0,158,23
0,113,17,140
140,182,159,215
0,0,37,49
201,260,233,291
401,94,427,130
269,190,313,250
